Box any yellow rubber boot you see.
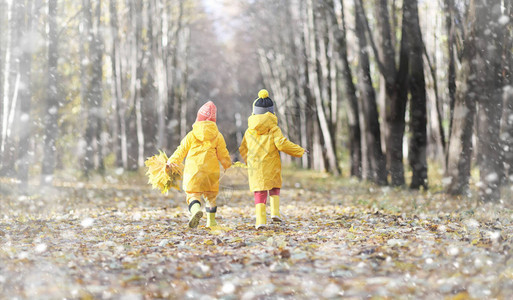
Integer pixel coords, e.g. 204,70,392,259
255,203,267,229
270,195,282,223
206,212,218,228
188,200,203,228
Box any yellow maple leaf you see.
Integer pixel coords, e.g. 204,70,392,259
145,150,183,193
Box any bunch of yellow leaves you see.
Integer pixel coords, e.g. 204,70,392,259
145,150,183,194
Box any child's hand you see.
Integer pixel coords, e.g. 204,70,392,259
166,162,179,172
304,149,310,156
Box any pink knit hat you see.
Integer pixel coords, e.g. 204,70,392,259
196,101,217,122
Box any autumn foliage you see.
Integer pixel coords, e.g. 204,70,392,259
144,151,183,193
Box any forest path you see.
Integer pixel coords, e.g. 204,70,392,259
1,169,513,298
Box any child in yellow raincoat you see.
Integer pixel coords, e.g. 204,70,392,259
167,101,232,228
239,89,306,229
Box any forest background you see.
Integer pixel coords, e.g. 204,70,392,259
0,0,512,202
3,0,513,298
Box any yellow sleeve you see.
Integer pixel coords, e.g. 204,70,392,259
168,132,193,164
239,131,249,163
216,134,232,170
273,127,305,157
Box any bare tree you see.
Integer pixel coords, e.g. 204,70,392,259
358,0,409,186
108,0,124,168
501,0,513,184
306,0,340,175
0,0,13,174
83,0,104,176
167,0,185,149
444,0,457,160
0,0,4,109
446,0,478,195
406,0,428,189
41,0,59,184
476,0,505,202
16,0,34,186
328,0,362,178
354,0,387,184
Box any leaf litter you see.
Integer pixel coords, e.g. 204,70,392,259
1,168,513,298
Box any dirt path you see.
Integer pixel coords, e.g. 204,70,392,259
1,169,513,298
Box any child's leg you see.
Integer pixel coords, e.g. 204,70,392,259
186,192,203,228
254,191,268,229
269,188,281,222
203,191,219,228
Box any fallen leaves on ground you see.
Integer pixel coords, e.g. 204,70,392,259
1,168,513,298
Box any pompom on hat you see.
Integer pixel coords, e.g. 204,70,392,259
196,101,217,122
253,89,274,115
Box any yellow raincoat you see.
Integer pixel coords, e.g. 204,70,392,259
168,121,232,193
239,112,304,192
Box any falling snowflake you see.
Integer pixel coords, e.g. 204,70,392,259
35,243,47,253
81,217,95,228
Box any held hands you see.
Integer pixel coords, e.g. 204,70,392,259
166,162,179,172
303,148,310,156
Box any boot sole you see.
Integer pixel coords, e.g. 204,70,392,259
271,216,282,223
188,211,203,228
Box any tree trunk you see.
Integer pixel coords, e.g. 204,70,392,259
445,0,457,153
83,0,104,176
301,0,318,170
180,26,191,139
446,0,478,195
109,0,123,168
152,0,168,150
307,0,340,175
476,0,504,202
41,0,59,185
126,0,143,170
423,42,446,159
0,0,4,111
1,0,13,170
16,0,34,186
329,0,361,178
406,0,428,190
140,1,156,159
501,0,513,184
354,0,387,184
135,0,144,168
363,0,408,185
384,1,410,187
167,0,185,150
299,0,311,168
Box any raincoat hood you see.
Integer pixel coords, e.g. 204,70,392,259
192,121,219,142
248,112,278,135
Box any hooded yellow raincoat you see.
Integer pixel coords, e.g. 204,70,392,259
168,121,232,193
239,112,304,192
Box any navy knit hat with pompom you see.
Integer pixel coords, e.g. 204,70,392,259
252,89,274,115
